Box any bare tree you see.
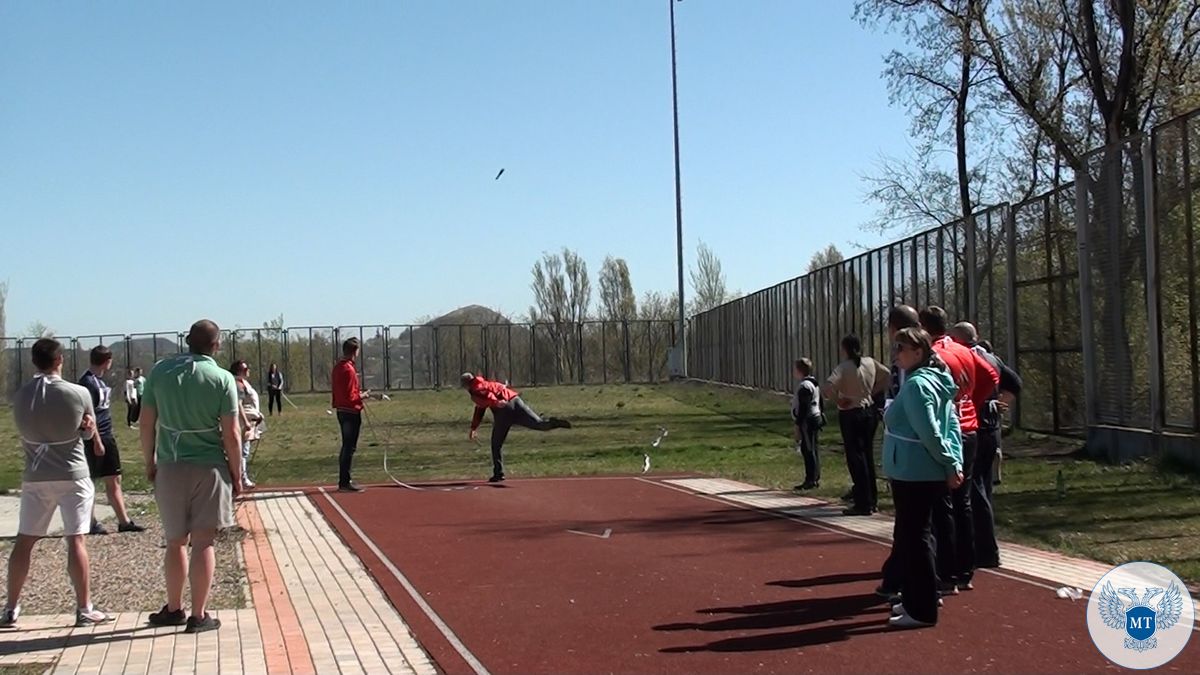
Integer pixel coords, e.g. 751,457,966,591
598,256,638,321
807,244,846,272
529,248,592,380
689,241,728,314
25,321,53,339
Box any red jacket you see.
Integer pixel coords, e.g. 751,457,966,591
467,376,518,430
932,335,998,434
331,359,363,413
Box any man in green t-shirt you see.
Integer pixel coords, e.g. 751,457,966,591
139,319,242,635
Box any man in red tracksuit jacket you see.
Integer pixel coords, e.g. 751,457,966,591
919,307,999,592
332,337,369,492
461,373,570,482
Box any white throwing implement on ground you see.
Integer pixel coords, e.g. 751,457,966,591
643,454,651,473
652,427,669,448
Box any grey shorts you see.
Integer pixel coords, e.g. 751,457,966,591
154,462,234,541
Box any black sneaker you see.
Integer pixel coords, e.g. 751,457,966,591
874,585,899,599
0,607,18,628
89,521,109,536
148,605,187,626
184,614,221,634
488,475,505,483
338,482,365,493
118,521,146,533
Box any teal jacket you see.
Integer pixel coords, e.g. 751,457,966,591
882,365,963,482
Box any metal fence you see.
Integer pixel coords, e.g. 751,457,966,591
1,320,676,401
689,109,1200,465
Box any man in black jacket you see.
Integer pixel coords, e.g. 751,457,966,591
950,322,1023,569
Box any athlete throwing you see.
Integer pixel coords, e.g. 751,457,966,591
461,373,571,482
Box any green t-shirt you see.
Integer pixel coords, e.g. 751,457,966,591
135,375,145,397
142,353,238,465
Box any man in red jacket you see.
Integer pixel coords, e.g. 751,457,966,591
919,307,999,591
461,373,570,482
332,337,370,492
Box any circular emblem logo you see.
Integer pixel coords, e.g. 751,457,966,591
1087,561,1195,669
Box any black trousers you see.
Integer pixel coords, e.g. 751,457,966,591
489,397,556,479
337,411,362,487
972,427,1000,567
796,416,821,485
892,479,946,624
127,400,141,427
838,408,878,510
268,388,282,415
952,432,977,582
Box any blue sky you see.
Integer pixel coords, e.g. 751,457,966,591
1,1,911,336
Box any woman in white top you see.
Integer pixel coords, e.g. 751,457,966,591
822,334,891,516
230,361,263,489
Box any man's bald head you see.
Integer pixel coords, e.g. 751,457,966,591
186,319,221,355
887,304,919,339
950,321,979,346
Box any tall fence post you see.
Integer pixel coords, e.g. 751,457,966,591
1142,136,1164,440
1075,171,1098,432
1004,205,1021,428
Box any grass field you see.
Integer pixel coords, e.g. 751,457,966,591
2,381,1197,585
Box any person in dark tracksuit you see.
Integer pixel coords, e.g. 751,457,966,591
461,373,571,482
950,322,1023,569
791,358,823,490
877,305,920,598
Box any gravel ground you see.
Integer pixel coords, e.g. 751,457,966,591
0,496,247,614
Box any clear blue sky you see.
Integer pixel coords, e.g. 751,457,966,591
1,1,911,336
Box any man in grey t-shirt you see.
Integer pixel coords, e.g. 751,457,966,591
3,338,114,629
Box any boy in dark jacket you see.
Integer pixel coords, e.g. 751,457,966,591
791,358,823,490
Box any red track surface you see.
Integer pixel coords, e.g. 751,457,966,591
313,477,1200,674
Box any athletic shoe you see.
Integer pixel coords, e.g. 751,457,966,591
76,607,114,627
488,475,505,483
184,614,221,634
148,605,187,626
1,606,19,628
793,483,817,491
118,521,146,533
338,482,364,493
938,581,959,596
889,609,935,628
242,477,256,489
874,585,898,599
89,521,109,536
841,507,872,516
892,599,942,615
959,580,975,591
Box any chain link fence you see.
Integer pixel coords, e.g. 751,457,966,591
1,320,676,402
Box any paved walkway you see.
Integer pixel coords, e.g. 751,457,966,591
0,492,435,675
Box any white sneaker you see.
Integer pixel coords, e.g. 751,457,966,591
888,609,935,628
76,606,114,627
242,477,256,489
1,606,19,628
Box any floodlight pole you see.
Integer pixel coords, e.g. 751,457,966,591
669,0,687,377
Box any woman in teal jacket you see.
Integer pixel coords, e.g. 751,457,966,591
882,327,964,629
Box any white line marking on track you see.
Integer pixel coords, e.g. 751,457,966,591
566,528,612,539
317,487,491,675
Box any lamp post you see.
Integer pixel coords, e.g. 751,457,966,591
669,0,686,377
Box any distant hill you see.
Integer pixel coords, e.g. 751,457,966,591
424,305,512,326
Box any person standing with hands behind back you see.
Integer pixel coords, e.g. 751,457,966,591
822,335,890,516
266,363,283,416
883,327,963,629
